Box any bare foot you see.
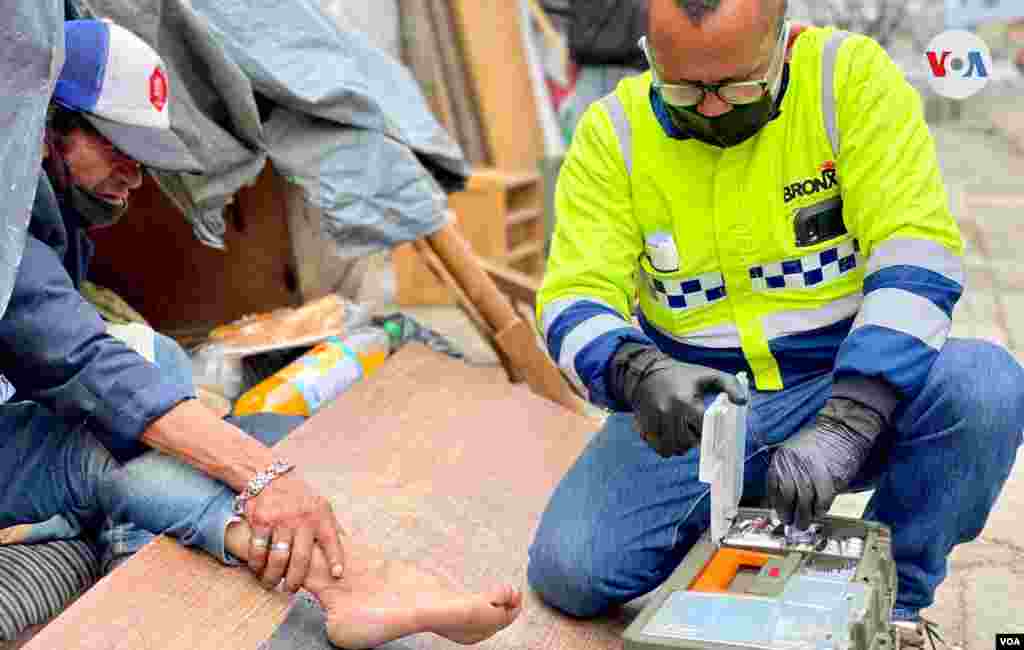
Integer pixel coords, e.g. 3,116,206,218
222,521,522,648
319,558,522,649
0,524,32,545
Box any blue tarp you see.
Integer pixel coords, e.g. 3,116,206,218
0,1,64,318
73,0,466,258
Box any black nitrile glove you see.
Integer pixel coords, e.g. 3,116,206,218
609,342,747,457
767,397,886,529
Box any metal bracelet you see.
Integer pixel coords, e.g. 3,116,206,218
232,460,296,516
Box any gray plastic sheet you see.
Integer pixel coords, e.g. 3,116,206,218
0,1,64,318
73,0,465,256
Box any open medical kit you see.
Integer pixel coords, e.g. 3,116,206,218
623,375,899,650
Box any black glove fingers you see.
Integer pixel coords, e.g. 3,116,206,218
683,409,701,448
694,373,748,406
768,454,798,525
793,456,817,530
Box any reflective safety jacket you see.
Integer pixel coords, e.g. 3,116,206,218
538,27,964,416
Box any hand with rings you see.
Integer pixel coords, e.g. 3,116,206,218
241,471,346,593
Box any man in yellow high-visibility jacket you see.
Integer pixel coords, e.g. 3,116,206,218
528,0,1024,643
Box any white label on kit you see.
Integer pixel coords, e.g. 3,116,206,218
646,231,680,272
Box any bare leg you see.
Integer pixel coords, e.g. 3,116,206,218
0,524,32,545
224,521,522,649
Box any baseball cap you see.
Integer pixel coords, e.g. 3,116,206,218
53,20,203,174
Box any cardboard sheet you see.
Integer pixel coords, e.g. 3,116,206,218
26,344,638,649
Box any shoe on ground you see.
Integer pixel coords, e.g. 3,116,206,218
892,617,959,650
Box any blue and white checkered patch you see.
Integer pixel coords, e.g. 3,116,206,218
644,269,728,311
750,239,861,291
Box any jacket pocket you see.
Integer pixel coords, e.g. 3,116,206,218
793,196,846,248
637,255,728,321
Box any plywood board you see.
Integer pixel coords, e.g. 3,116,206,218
28,344,633,649
401,0,458,138
450,0,546,173
426,0,490,165
25,536,292,649
88,164,301,333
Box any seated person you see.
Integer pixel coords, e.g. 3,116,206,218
0,19,521,647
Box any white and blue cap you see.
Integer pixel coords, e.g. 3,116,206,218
53,20,203,174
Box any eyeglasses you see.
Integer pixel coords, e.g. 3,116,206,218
639,21,789,108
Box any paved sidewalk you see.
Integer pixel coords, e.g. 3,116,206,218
835,101,1024,647
928,108,1024,644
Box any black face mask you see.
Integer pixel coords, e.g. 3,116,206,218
649,63,790,148
666,93,778,148
66,184,128,229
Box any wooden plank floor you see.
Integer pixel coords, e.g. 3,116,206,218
27,344,638,649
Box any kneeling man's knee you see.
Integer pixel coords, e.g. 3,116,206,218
937,339,1024,446
527,521,609,618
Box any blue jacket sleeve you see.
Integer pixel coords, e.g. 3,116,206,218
0,235,194,454
829,35,965,421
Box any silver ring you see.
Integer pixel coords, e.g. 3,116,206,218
271,541,291,553
251,537,269,549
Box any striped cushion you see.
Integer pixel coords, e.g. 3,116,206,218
0,541,99,641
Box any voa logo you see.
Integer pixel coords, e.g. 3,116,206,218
925,30,993,100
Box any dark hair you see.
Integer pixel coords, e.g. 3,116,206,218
46,104,97,139
675,0,722,24
674,0,787,28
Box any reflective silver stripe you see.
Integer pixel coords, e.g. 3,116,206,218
643,319,742,349
558,313,635,391
599,94,633,175
822,30,853,157
540,297,581,339
762,293,864,340
852,288,949,350
865,238,965,286
539,296,620,340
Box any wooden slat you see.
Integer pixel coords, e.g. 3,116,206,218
507,207,543,226
503,241,546,265
469,168,542,191
26,345,626,649
477,257,541,308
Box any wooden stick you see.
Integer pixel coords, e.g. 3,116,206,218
413,239,524,383
425,223,584,414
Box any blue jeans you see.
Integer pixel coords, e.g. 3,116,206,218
0,404,304,564
0,330,305,570
527,339,1024,622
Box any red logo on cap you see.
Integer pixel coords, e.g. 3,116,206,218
149,67,168,112
820,160,836,173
